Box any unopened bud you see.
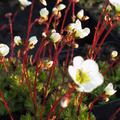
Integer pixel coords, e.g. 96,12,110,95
60,96,70,108
111,50,118,58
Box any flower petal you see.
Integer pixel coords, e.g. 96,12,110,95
75,19,82,30
68,66,77,83
77,9,84,19
75,28,90,38
81,59,99,74
73,56,84,69
57,4,66,11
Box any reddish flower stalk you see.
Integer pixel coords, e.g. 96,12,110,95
65,48,70,65
5,13,14,58
0,90,14,120
60,1,72,34
93,24,116,60
88,93,107,120
46,0,60,32
23,0,35,67
77,94,83,116
72,1,75,22
109,107,120,120
32,40,49,64
46,87,75,120
33,65,39,112
90,1,109,58
102,57,120,76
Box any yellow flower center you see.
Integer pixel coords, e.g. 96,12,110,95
76,70,89,84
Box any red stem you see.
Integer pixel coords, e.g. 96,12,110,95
109,107,120,120
60,1,72,34
9,17,14,58
90,2,108,58
46,87,75,120
0,90,14,120
93,24,116,60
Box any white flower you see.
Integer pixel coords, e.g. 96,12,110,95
39,0,47,6
18,0,32,8
57,4,66,11
50,31,62,43
109,0,120,12
14,36,22,46
28,36,38,49
0,44,9,56
68,56,104,93
67,19,90,38
104,83,117,96
77,9,89,20
39,8,49,19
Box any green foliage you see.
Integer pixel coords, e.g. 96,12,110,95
0,59,120,119
20,113,33,120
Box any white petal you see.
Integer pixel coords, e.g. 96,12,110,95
68,66,77,83
81,28,90,38
75,19,82,30
73,56,84,69
40,0,47,6
0,44,9,56
77,9,84,19
75,28,90,38
81,59,99,74
40,8,49,18
109,0,120,6
57,4,66,11
89,72,104,86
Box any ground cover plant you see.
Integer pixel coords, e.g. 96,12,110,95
0,0,120,120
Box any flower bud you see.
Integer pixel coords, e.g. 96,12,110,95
104,83,117,96
0,44,9,56
39,0,47,6
60,96,70,108
14,36,22,46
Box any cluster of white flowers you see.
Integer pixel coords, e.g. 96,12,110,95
14,36,38,49
67,9,90,39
